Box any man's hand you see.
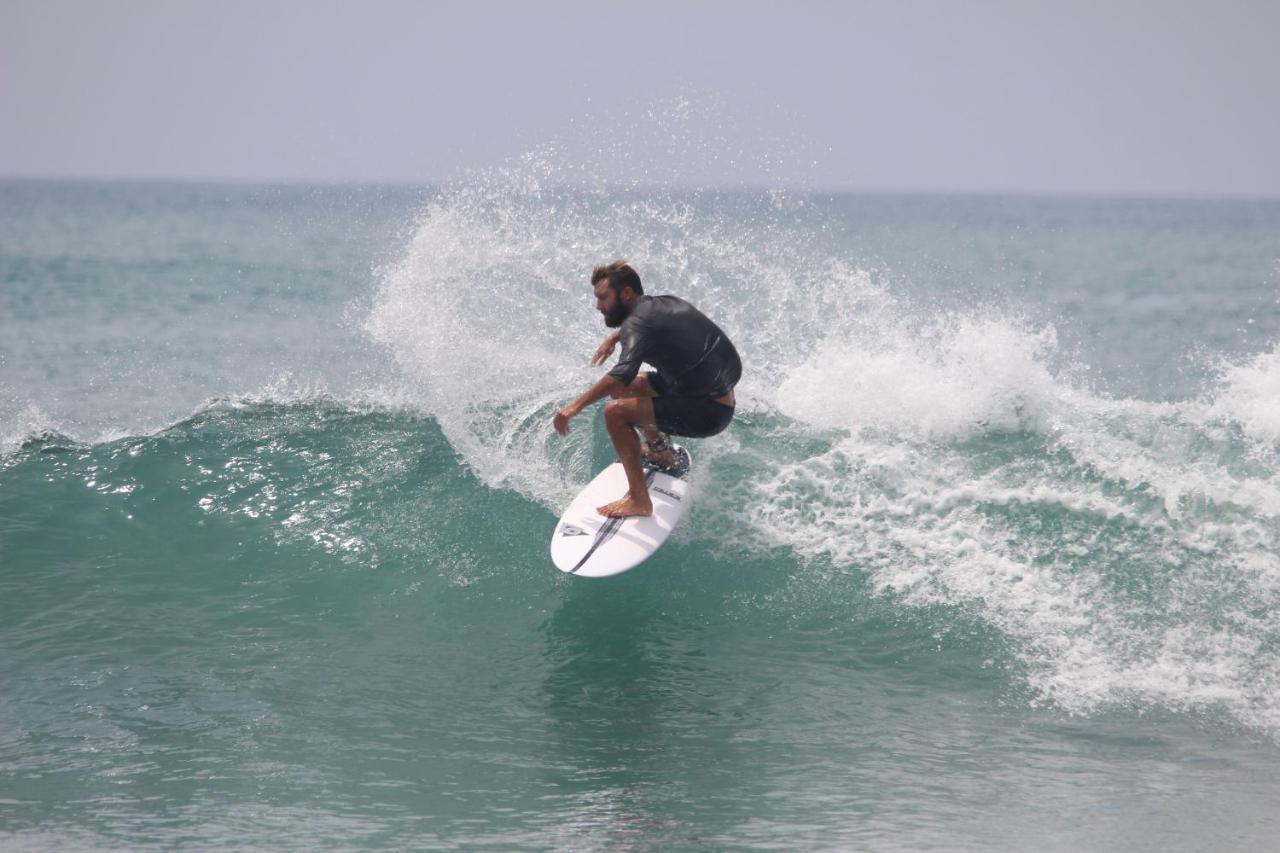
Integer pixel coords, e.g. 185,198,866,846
554,374,622,437
553,404,580,436
590,333,620,366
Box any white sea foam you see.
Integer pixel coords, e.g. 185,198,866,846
1208,343,1280,446
729,324,1280,736
775,315,1061,439
0,401,61,455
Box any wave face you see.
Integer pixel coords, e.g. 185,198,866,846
4,170,1280,848
362,163,1280,739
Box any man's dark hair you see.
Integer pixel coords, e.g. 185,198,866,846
591,260,644,296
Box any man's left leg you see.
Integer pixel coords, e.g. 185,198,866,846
598,397,660,518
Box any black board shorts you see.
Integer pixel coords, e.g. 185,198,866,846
648,371,736,438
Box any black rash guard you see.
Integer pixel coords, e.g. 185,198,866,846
607,295,742,398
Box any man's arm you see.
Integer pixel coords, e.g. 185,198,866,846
554,373,624,436
590,331,622,366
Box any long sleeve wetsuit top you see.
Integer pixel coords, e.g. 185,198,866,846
607,295,742,398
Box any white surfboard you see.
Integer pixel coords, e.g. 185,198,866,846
550,447,692,578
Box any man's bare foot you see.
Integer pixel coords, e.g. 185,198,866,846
597,495,653,518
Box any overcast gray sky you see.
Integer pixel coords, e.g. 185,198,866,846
3,0,1278,196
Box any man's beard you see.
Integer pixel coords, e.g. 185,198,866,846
603,301,629,327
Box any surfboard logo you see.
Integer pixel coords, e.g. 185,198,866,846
560,525,589,537
652,486,681,501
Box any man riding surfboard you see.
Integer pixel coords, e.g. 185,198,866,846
553,261,742,518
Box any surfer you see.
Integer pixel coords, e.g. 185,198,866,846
553,260,741,518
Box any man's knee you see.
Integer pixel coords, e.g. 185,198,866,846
603,399,630,427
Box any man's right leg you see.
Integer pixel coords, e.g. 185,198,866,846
607,376,674,468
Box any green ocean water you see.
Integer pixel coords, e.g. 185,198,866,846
2,176,1280,850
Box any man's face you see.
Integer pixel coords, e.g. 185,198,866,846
595,281,630,328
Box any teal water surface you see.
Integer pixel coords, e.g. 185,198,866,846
2,178,1280,850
